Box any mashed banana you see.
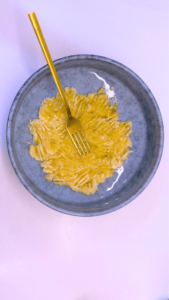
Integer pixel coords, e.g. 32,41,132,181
29,87,132,195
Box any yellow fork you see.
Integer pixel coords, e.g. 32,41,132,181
67,116,90,155
28,12,90,156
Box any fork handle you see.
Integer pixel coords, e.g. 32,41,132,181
28,12,71,116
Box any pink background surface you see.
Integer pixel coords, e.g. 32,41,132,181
0,0,169,299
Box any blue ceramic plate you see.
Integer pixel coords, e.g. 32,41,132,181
6,55,164,216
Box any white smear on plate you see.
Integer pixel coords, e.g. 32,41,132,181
107,166,124,191
90,72,116,100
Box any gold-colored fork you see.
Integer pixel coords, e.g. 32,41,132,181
28,12,90,156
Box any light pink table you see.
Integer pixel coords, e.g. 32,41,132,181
0,1,169,299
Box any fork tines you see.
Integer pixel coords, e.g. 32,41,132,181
72,131,90,156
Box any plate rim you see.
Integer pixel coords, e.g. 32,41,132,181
6,54,164,217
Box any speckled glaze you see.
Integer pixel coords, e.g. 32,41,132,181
6,55,164,216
